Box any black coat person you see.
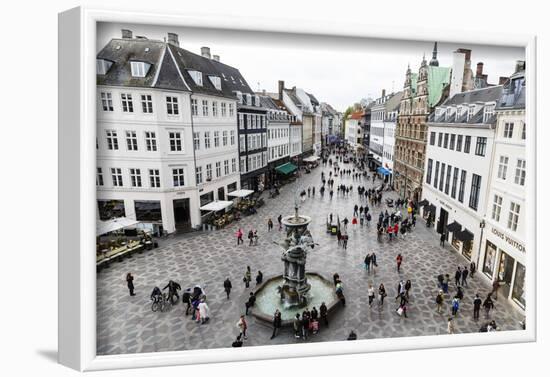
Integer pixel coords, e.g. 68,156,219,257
223,278,232,299
126,273,135,296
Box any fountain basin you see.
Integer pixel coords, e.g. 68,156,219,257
251,272,342,326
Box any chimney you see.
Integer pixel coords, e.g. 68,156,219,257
278,80,284,100
457,48,471,62
201,47,211,59
476,62,484,78
121,29,133,39
515,60,525,73
381,89,386,98
212,55,220,62
167,33,179,46
498,76,509,85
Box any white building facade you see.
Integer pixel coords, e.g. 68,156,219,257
422,86,503,266
479,66,526,311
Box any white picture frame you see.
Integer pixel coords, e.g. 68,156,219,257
58,5,537,371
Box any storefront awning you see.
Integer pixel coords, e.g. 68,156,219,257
199,200,233,212
446,221,462,232
303,156,320,163
418,199,429,207
97,217,139,236
275,162,298,175
227,189,254,198
425,204,436,215
377,167,391,176
456,229,474,242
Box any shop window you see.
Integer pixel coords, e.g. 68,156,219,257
483,241,497,277
512,262,526,308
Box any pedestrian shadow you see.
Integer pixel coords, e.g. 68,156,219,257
36,349,57,363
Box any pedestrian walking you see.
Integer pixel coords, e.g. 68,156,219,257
454,267,462,286
342,233,348,250
255,270,263,285
491,279,500,300
405,279,412,298
301,309,310,339
451,296,460,316
483,294,495,319
354,204,359,217
461,267,469,287
126,272,135,296
378,283,387,307
198,299,210,324
436,290,444,314
293,314,302,338
237,315,248,340
270,309,282,339
447,317,456,334
182,288,192,315
245,292,256,315
223,278,232,299
371,252,377,271
368,284,375,307
320,302,329,327
248,229,254,246
364,253,371,272
440,232,446,247
333,273,340,286
244,266,251,288
473,294,482,320
277,214,282,231
443,274,450,293
396,253,403,272
267,218,273,231
470,262,476,278
163,279,181,304
396,293,408,318
236,228,244,245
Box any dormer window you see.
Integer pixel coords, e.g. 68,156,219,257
483,103,495,123
130,61,150,77
234,91,243,104
467,105,475,121
239,78,245,87
221,72,227,81
209,76,222,90
245,94,252,106
96,59,113,75
446,107,453,121
188,70,203,86
254,95,260,107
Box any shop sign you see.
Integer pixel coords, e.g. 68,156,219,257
438,199,452,211
491,227,525,253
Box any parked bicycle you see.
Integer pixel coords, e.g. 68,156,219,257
151,292,170,312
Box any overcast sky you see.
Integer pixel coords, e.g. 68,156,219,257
98,22,524,112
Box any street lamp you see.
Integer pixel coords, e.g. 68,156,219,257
476,219,486,271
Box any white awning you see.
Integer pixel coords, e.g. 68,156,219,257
199,200,233,212
97,217,139,236
303,156,320,162
227,189,254,198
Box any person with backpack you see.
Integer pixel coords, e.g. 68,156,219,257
436,290,444,314
451,295,460,316
473,294,482,320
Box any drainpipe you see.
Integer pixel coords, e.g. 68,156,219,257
189,94,199,229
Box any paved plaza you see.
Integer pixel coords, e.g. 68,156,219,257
97,161,525,355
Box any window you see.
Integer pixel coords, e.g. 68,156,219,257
475,137,487,156
232,158,237,172
467,105,475,121
206,164,212,181
96,59,112,75
214,131,220,147
96,168,104,186
456,135,463,152
166,96,179,115
121,93,134,112
229,103,235,117
195,166,203,184
224,160,229,175
449,134,456,150
469,173,482,210
169,132,182,151
191,99,198,116
483,104,495,123
222,131,228,146
504,122,514,138
445,164,452,194
193,132,200,150
106,130,119,150
100,92,113,111
464,135,471,153
145,131,157,151
209,76,221,90
507,202,520,231
426,158,433,184
497,156,509,180
492,195,503,221
204,132,211,149
451,167,459,199
129,168,142,187
172,168,185,187
126,131,138,151
188,70,203,86
215,161,221,177
149,169,160,188
522,123,526,140
238,114,244,129
434,161,440,189
141,94,153,113
439,163,445,191
221,102,227,116
240,135,246,152
437,132,443,147
130,61,149,77
240,157,246,173
111,168,123,187
458,170,467,203
514,159,526,186
212,101,218,117
443,133,449,149
202,100,209,116
230,130,235,145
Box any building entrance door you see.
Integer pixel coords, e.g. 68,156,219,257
437,208,448,237
497,251,515,299
217,187,225,201
173,198,191,232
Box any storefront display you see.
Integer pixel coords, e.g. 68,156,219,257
483,241,497,276
498,251,515,299
512,262,526,308
462,239,473,260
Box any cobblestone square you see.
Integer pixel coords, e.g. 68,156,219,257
97,162,525,355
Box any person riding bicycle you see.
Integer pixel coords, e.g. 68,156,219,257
150,286,162,303
163,280,182,304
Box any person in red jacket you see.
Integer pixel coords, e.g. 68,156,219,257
393,223,399,239
387,224,393,241
396,253,403,272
